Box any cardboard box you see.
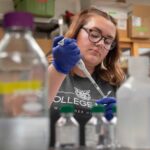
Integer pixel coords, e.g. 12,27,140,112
118,29,127,39
128,4,150,38
128,16,150,38
0,27,4,40
116,18,127,38
36,38,52,55
128,4,150,18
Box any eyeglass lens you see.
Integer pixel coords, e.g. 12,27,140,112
83,28,115,50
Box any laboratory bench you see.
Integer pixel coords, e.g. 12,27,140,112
49,147,146,150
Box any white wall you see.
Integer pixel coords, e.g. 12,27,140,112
80,0,150,9
126,0,150,5
54,0,81,18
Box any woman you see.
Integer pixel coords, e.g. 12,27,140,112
48,7,125,146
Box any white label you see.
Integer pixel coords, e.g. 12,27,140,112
117,19,127,30
56,125,78,145
132,16,141,27
85,125,99,146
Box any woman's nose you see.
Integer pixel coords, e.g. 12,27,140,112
95,38,105,47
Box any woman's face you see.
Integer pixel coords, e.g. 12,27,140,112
77,15,116,68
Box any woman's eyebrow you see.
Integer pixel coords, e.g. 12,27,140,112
92,27,114,39
106,35,114,39
93,27,101,32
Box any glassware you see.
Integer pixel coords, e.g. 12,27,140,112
85,105,104,149
0,11,49,150
117,56,150,149
55,104,79,149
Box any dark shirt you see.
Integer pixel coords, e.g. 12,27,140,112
50,73,116,147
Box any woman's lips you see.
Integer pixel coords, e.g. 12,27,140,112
89,49,100,56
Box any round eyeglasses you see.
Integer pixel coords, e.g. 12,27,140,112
82,27,116,50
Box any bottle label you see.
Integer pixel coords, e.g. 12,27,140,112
0,80,44,116
0,80,42,94
85,125,99,146
56,126,78,145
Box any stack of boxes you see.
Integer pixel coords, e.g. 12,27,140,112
96,3,150,72
128,4,150,39
96,3,150,39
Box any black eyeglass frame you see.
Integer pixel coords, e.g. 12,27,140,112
82,27,116,50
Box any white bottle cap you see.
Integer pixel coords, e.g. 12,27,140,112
128,56,149,76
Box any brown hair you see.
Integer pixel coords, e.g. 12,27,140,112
65,7,125,86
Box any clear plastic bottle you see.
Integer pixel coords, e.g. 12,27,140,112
102,105,117,149
85,105,104,149
0,12,49,150
117,56,150,149
55,104,79,149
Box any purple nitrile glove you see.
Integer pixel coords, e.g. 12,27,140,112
53,35,64,47
96,97,116,121
52,36,81,74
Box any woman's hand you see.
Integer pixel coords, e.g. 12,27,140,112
52,36,81,74
96,97,116,121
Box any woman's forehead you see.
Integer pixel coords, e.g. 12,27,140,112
84,16,116,38
85,15,112,27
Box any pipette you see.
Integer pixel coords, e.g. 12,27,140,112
76,59,110,98
57,38,111,98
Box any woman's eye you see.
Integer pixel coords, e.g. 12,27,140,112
105,39,113,45
91,32,99,38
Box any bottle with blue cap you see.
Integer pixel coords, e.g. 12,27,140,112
102,105,118,149
0,11,49,150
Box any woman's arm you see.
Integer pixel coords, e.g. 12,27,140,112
48,64,66,106
48,37,81,106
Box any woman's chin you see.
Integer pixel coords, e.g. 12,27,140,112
89,59,101,65
86,61,100,68
83,56,101,66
